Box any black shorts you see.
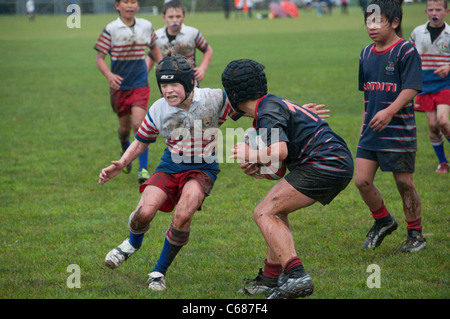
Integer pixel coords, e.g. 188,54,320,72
356,148,415,173
284,165,352,206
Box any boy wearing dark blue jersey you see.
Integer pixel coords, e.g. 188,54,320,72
222,59,354,299
356,0,426,252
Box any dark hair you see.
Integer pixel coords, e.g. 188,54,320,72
162,0,186,15
365,0,403,37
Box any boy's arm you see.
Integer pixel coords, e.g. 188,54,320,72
95,51,123,90
146,45,163,72
369,89,418,132
99,139,149,184
194,45,213,82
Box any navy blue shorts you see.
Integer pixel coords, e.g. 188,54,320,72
356,148,415,173
284,165,352,206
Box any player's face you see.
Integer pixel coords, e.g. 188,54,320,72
163,8,185,35
161,82,186,107
426,1,449,28
116,0,139,22
366,14,399,44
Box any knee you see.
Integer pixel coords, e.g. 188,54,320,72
436,115,448,131
172,211,193,230
128,206,153,234
354,176,372,190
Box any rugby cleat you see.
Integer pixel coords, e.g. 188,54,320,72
400,231,427,252
238,268,278,295
138,168,150,184
435,162,449,174
362,217,398,249
266,270,314,299
148,271,167,291
105,239,137,269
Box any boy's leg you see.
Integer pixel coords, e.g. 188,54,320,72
425,110,448,172
149,178,206,291
131,106,150,183
118,115,133,173
104,185,167,269
355,157,397,248
393,172,426,252
435,103,450,173
253,179,315,299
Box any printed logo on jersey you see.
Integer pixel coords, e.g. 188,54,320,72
385,61,395,75
363,82,398,92
202,117,212,127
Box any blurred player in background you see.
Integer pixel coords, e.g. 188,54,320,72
356,0,425,252
410,0,450,174
222,59,354,299
147,0,213,85
94,0,162,184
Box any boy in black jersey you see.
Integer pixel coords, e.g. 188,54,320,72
222,59,354,299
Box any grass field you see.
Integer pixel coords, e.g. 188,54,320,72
0,4,448,301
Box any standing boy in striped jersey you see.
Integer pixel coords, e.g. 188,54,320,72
95,0,162,184
410,0,450,174
355,0,426,252
149,0,213,85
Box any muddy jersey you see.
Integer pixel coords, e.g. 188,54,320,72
254,94,354,178
154,24,208,67
358,39,422,153
135,88,241,181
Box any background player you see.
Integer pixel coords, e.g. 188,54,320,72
147,0,213,84
410,0,450,174
222,59,354,299
95,0,162,184
356,0,426,252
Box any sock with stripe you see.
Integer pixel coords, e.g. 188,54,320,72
152,223,190,275
138,148,148,171
430,134,448,164
370,202,392,224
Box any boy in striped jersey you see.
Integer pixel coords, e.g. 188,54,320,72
149,0,213,84
410,0,450,174
99,54,242,291
94,0,162,184
356,0,426,252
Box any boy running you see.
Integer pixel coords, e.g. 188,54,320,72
222,59,354,299
95,0,162,184
356,0,425,252
410,0,450,174
99,53,241,291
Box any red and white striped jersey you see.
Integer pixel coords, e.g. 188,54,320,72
409,22,450,94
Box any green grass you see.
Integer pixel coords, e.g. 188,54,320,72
0,4,448,300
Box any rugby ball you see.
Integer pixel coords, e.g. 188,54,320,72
243,128,286,180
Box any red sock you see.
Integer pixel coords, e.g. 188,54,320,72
370,202,389,220
406,218,422,232
263,259,282,278
284,256,303,273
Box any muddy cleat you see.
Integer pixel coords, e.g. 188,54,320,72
266,270,314,299
435,162,449,174
148,271,166,291
238,268,278,295
362,217,398,249
105,239,137,269
400,231,427,252
138,168,150,184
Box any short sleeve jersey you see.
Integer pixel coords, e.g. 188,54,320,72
409,22,450,94
358,39,422,153
135,88,241,181
254,94,354,178
155,24,208,67
94,17,158,90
